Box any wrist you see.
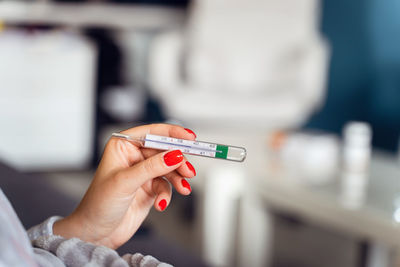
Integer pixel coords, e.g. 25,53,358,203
53,214,117,249
53,214,83,239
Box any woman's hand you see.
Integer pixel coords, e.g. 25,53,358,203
53,124,197,249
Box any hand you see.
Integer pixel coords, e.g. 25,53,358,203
53,124,197,249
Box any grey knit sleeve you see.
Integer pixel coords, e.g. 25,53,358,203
28,217,172,267
32,235,173,267
27,216,62,241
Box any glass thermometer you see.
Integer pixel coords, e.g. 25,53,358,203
112,133,246,162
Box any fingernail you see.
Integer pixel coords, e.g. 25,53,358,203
164,150,183,166
184,128,197,138
181,179,192,192
186,161,196,176
158,199,167,211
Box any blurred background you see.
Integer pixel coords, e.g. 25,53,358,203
0,0,400,267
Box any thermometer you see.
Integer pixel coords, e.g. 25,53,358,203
112,133,246,162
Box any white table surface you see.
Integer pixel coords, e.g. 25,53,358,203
254,151,400,248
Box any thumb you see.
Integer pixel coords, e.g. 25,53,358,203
112,150,184,194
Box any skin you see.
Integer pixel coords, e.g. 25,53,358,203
53,124,196,249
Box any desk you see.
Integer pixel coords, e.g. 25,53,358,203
242,151,400,267
254,153,400,249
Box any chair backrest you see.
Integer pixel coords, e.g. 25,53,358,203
185,0,322,92
148,0,329,128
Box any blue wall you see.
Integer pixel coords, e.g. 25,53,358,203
306,0,400,151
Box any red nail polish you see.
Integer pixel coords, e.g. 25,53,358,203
186,161,196,176
158,199,167,211
184,128,197,138
181,179,192,192
164,150,183,166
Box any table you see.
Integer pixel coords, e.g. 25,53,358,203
254,152,400,248
249,151,400,267
193,128,400,267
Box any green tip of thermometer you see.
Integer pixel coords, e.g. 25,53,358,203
111,133,246,162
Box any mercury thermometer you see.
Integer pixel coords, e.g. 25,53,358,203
112,133,246,162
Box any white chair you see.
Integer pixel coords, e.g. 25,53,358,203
148,0,328,129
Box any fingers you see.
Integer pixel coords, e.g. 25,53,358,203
141,148,196,195
101,124,196,171
103,123,197,173
152,177,172,212
113,150,184,195
108,124,198,202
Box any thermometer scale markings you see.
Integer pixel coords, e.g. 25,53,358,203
143,138,222,152
144,134,225,158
